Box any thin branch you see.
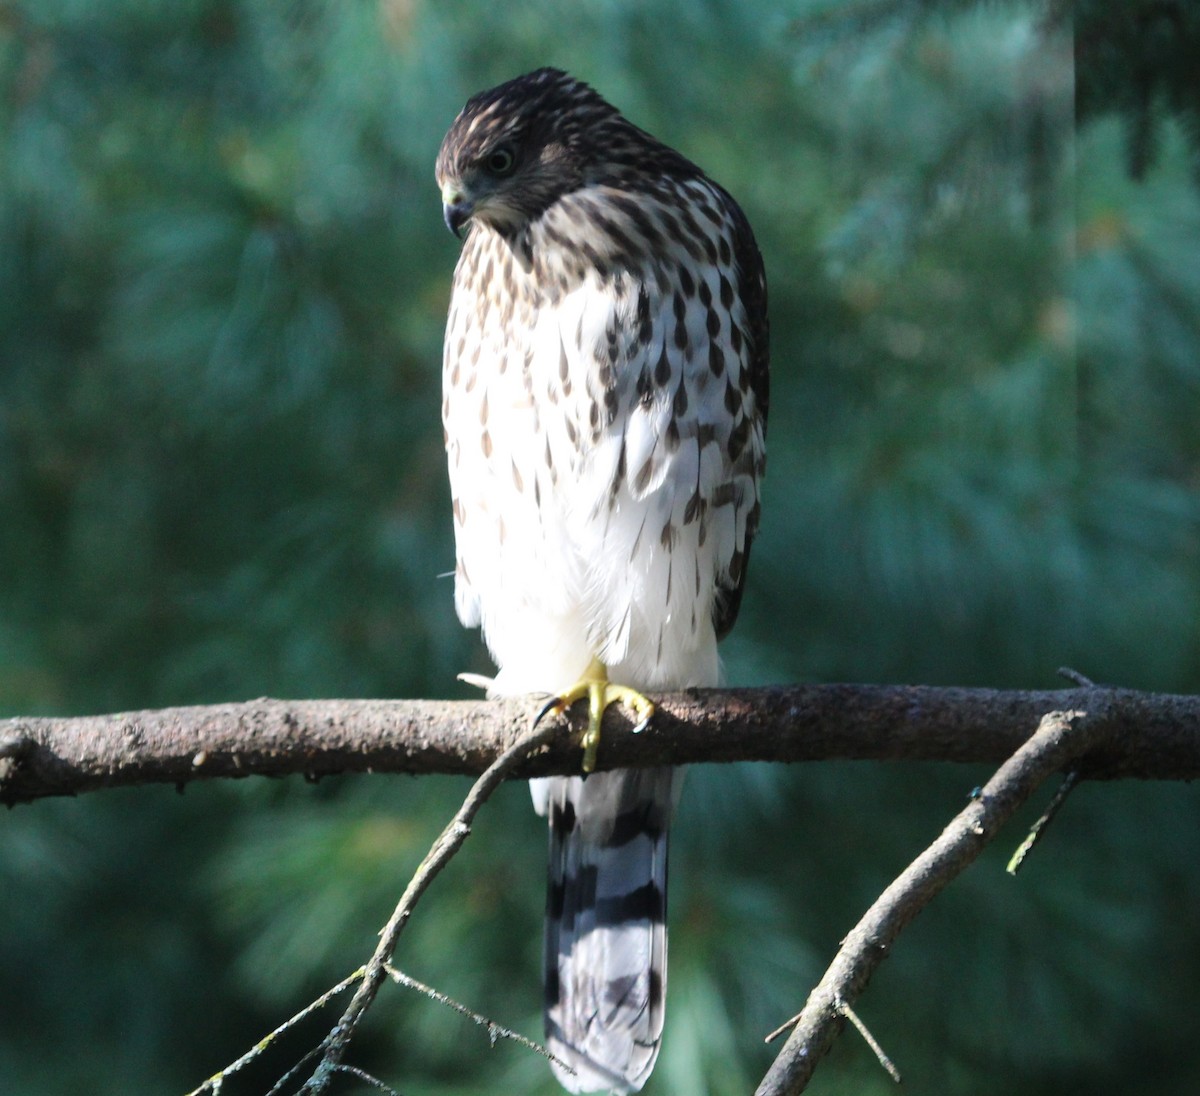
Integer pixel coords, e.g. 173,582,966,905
1006,769,1079,875
756,708,1110,1096
328,1066,398,1094
290,717,562,1095
266,1051,325,1096
383,964,568,1065
3,683,1198,805
835,996,901,1084
185,970,364,1096
187,718,561,1096
764,1011,803,1045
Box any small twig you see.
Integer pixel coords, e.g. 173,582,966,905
330,1065,399,1094
265,1050,326,1096
292,717,561,1095
185,969,364,1096
1006,770,1079,875
755,708,1108,1095
764,1011,802,1044
763,998,902,1083
1056,666,1096,688
835,996,901,1084
384,964,572,1068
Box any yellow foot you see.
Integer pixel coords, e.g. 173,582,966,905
534,659,656,773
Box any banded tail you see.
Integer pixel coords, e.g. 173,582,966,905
533,767,675,1094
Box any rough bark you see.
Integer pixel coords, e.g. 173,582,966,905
755,708,1107,1094
3,683,1197,806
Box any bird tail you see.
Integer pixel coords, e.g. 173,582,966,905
534,766,675,1094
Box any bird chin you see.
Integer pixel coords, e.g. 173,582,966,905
472,199,528,239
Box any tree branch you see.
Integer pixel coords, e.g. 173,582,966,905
2,683,1198,805
186,718,570,1096
294,717,563,1094
756,707,1111,1095
12,684,1180,1093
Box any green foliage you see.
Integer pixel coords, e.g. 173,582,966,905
1072,0,1200,182
2,2,1199,1094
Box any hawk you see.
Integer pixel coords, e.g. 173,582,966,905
436,69,768,1093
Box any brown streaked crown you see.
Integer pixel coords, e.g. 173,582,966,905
436,68,700,238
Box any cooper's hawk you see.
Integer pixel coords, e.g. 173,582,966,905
436,69,768,1093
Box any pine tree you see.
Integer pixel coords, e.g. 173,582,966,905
2,3,1198,1093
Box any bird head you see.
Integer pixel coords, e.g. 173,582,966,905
435,68,620,240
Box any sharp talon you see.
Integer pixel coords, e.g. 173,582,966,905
631,708,654,735
533,695,566,730
532,661,655,773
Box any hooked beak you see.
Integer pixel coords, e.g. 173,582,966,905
441,184,472,239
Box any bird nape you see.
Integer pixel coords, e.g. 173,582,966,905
436,67,768,1093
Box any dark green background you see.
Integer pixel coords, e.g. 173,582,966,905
3,2,1199,1093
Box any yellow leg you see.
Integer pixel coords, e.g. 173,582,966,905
535,658,656,773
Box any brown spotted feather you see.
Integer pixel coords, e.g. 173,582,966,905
437,68,767,1094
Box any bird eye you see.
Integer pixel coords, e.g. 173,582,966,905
485,146,516,175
